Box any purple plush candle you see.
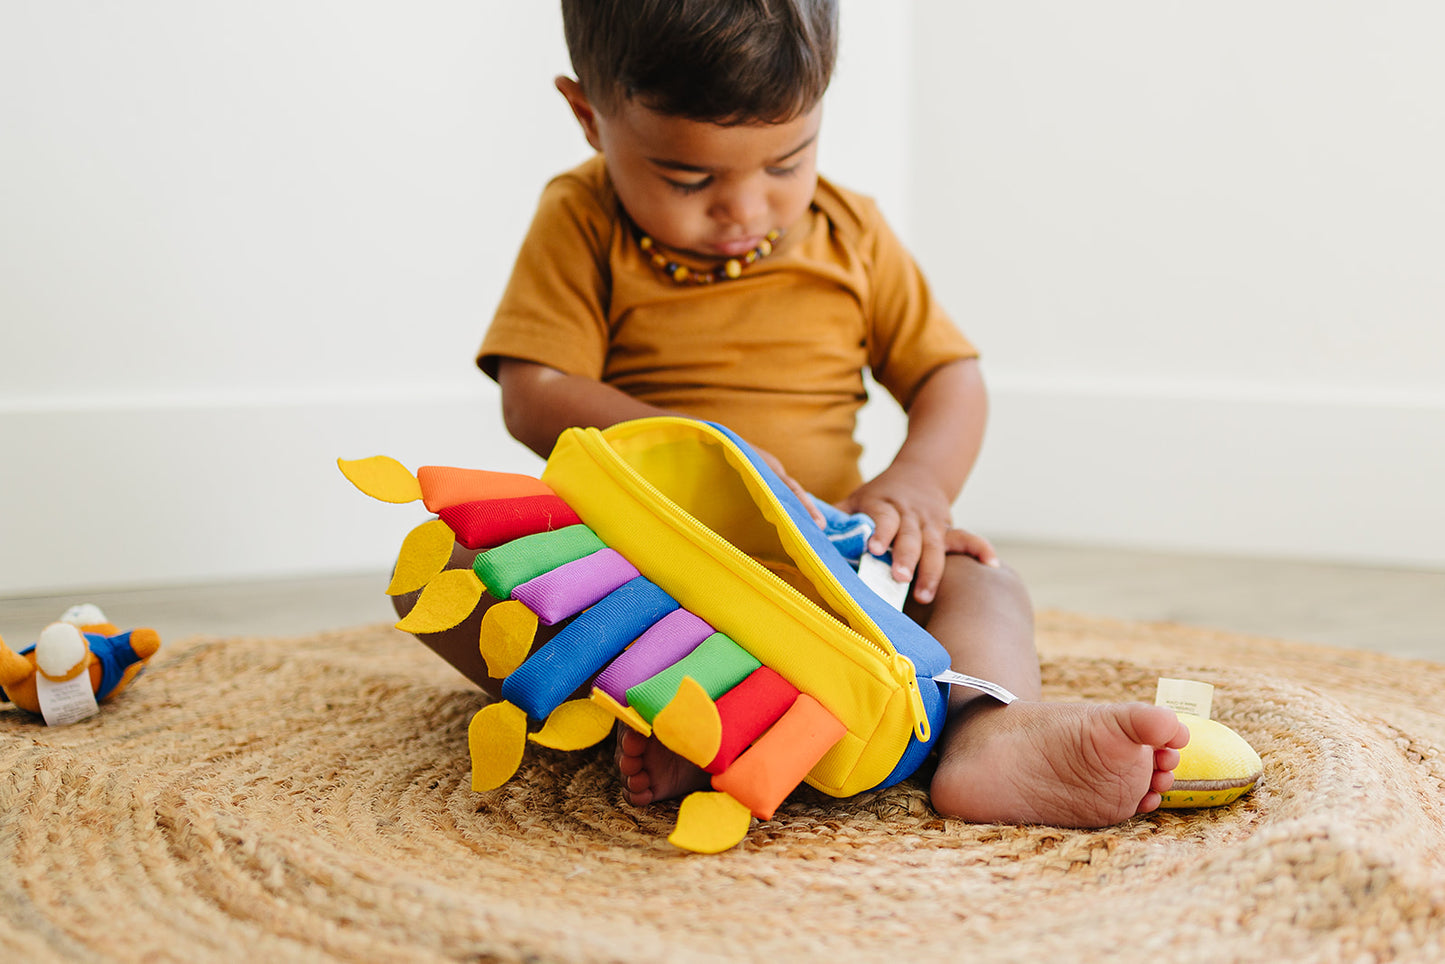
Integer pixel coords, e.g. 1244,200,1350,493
592,608,714,704
510,548,640,625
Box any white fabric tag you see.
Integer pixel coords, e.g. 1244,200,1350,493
1154,677,1214,719
35,672,100,726
857,553,909,611
932,669,1019,705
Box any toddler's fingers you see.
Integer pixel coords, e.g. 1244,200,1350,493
889,516,923,586
911,526,949,605
943,528,1000,567
865,502,902,558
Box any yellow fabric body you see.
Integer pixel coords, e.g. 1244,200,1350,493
479,156,977,503
541,418,920,798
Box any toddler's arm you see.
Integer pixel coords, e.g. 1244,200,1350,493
497,358,663,459
838,358,997,604
496,358,826,525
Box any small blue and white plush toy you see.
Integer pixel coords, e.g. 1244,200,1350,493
0,605,161,724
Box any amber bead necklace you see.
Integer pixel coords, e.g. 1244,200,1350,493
638,229,783,285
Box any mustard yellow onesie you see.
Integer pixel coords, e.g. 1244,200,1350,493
479,155,977,503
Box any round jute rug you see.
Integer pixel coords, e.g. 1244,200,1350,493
3,612,1443,963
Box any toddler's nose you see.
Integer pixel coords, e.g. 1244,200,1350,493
710,188,767,232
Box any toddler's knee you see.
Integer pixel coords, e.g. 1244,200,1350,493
950,552,1019,584
937,554,1033,609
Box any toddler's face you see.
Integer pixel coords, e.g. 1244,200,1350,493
582,94,822,261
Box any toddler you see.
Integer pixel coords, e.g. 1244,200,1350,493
405,0,1188,828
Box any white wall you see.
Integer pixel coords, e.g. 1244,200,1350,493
0,1,912,594
912,1,1445,568
2,2,1440,597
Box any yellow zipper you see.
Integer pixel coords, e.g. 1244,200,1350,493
583,421,932,743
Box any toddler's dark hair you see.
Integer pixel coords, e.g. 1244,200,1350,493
561,0,838,124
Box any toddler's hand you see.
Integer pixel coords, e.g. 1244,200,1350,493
840,468,998,605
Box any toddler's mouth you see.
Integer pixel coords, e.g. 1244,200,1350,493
712,236,765,258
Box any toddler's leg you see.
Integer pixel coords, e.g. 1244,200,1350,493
919,557,1188,827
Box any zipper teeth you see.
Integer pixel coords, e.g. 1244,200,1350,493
583,426,896,667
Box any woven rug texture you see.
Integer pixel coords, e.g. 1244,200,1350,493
3,611,1444,963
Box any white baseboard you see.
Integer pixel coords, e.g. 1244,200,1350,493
0,388,543,596
3,378,1440,596
941,375,1445,570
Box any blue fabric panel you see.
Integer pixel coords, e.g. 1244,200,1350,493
807,495,876,566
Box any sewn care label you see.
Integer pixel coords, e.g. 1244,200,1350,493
932,670,1018,705
35,672,100,725
1155,677,1214,719
857,553,910,611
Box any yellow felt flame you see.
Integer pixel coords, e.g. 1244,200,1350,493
469,700,529,792
652,676,722,768
590,687,652,737
478,600,538,679
394,568,483,635
337,455,422,504
668,791,753,854
386,519,457,596
528,698,614,750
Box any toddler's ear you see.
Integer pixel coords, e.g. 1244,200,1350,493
555,76,603,151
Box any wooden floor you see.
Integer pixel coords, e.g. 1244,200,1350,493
3,541,1442,663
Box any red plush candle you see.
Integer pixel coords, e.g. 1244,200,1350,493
705,666,799,774
439,494,582,550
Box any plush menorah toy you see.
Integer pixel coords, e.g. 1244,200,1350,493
341,417,954,853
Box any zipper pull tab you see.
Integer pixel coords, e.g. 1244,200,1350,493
891,653,931,743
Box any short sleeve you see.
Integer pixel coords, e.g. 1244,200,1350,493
478,167,616,381
862,201,977,409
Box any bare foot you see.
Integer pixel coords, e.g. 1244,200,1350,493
614,725,711,807
930,700,1189,828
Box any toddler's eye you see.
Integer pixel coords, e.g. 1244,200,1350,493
767,164,801,178
666,177,712,195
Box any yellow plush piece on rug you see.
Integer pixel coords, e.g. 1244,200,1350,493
337,456,422,504
469,701,529,792
386,520,456,596
668,791,754,854
1161,713,1263,808
528,698,613,750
